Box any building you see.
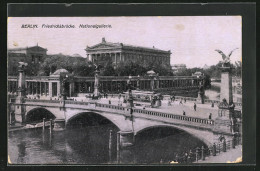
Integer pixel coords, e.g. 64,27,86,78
85,38,171,69
171,64,187,73
8,45,48,75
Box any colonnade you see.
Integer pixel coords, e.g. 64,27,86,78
8,76,201,97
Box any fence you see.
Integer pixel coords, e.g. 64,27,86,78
174,136,242,163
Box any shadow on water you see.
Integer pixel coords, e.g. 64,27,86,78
9,113,207,164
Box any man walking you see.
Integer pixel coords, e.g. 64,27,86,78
194,103,197,111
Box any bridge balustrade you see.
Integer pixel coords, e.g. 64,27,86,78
25,99,60,103
22,98,214,127
133,108,214,126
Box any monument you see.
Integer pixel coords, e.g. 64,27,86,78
213,48,239,143
93,64,101,99
197,80,205,104
14,62,28,123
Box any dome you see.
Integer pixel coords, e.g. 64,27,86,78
147,70,156,76
51,69,69,76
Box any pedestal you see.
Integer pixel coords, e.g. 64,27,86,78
14,96,26,123
119,131,134,148
220,67,233,103
53,119,66,131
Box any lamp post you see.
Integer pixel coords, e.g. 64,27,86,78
93,64,100,99
127,75,134,108
61,74,69,101
137,75,140,90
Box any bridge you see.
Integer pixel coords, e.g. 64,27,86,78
9,96,241,148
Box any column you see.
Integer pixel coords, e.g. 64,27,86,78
44,82,47,96
40,82,42,95
115,53,117,65
57,81,61,97
49,82,53,97
69,82,75,97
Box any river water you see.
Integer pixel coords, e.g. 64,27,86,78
8,123,206,165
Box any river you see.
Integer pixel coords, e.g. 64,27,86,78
8,123,206,165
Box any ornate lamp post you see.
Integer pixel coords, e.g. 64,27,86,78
137,75,140,90
61,74,69,101
126,75,134,108
93,64,100,99
197,79,205,104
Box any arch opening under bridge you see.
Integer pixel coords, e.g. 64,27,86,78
25,107,56,123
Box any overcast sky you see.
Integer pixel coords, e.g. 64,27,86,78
8,16,241,68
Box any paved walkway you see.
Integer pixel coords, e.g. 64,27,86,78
197,145,242,163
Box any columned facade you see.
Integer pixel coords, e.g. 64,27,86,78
85,38,171,69
8,75,202,98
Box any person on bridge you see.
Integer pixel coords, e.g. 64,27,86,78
194,103,197,111
183,111,186,116
209,113,212,119
168,99,171,106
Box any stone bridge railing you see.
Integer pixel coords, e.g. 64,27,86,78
22,99,214,130
163,95,242,107
98,94,242,107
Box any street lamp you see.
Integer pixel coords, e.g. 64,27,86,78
137,75,140,90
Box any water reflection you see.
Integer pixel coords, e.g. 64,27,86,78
8,124,206,164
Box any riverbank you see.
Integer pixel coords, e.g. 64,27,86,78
197,145,242,163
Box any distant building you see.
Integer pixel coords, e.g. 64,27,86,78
85,38,171,69
203,64,210,70
171,64,186,73
192,71,204,77
8,45,48,75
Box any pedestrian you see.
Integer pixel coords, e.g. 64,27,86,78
109,99,111,104
194,103,197,111
168,99,171,106
184,98,186,103
183,111,186,116
209,113,212,119
211,102,214,108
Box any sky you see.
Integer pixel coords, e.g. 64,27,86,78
7,16,241,68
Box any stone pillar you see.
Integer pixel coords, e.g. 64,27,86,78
213,65,235,144
53,119,66,131
93,70,100,98
44,82,47,96
57,81,61,97
119,131,134,148
69,82,75,97
15,66,27,123
49,82,53,97
220,67,233,103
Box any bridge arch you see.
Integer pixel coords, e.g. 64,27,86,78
66,111,131,131
133,119,213,147
25,107,56,123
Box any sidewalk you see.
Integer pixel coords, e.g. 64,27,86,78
197,145,242,163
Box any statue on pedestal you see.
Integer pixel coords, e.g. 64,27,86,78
215,48,238,68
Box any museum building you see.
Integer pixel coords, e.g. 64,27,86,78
85,38,171,69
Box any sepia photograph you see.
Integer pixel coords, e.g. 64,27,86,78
7,15,243,165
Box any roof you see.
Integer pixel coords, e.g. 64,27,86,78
51,69,69,76
86,38,171,54
147,70,157,76
8,45,47,52
8,53,27,57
